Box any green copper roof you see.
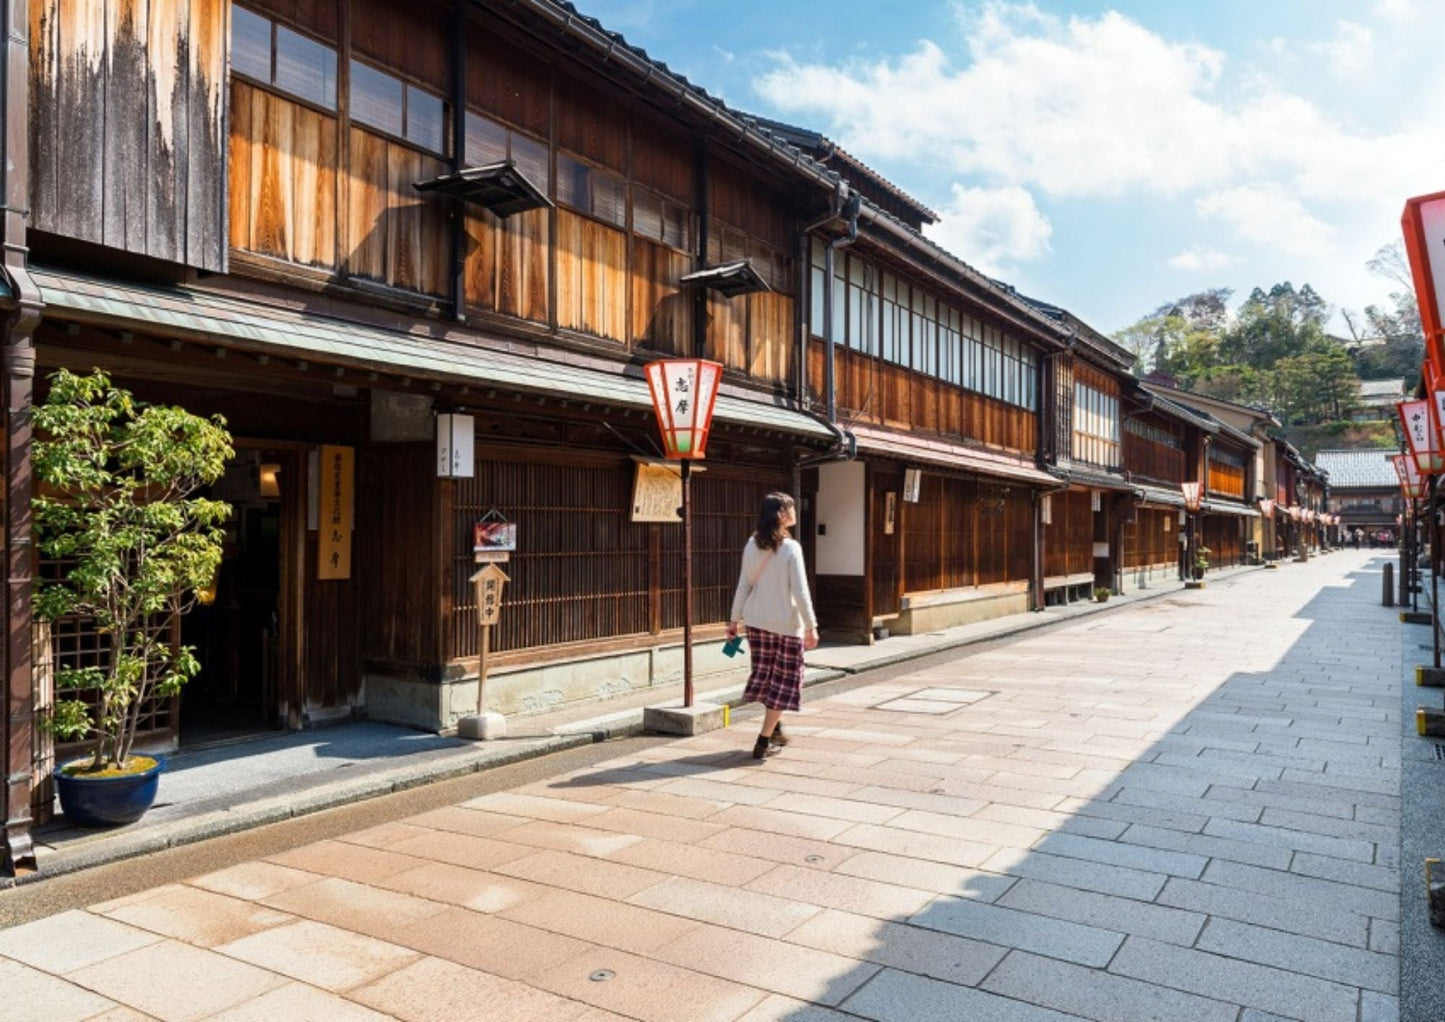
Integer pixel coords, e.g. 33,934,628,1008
32,267,832,441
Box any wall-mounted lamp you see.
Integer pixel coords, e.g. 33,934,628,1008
259,463,281,499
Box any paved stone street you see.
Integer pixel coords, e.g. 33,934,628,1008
0,550,1415,1021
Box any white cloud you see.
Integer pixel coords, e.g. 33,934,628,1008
1194,185,1334,256
1372,0,1416,22
750,2,1445,262
1309,20,1374,76
1168,247,1232,271
923,184,1051,275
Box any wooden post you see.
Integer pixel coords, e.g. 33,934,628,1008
463,562,507,736
475,624,490,716
682,459,694,708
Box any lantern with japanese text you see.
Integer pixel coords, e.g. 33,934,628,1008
645,359,723,460
1397,398,1445,475
1180,481,1203,513
1402,191,1445,371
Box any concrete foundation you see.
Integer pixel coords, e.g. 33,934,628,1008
643,702,726,736
456,712,507,740
893,583,1028,634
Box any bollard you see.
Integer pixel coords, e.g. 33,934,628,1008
1429,859,1445,928
1384,562,1395,607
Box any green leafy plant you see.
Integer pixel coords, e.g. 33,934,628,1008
33,369,233,773
1094,587,1112,602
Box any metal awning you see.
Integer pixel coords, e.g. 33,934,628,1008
849,424,1059,486
31,267,833,441
678,261,771,298
1049,464,1136,492
1202,499,1260,518
413,161,552,218
1135,485,1185,508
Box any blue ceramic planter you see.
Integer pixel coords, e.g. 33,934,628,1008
54,755,166,827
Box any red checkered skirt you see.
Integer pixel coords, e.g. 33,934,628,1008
743,627,804,711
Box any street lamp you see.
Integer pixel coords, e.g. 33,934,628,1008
1181,481,1203,580
645,358,723,708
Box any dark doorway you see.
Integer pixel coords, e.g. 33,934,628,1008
180,450,286,745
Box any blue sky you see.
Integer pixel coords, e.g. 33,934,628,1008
576,0,1445,337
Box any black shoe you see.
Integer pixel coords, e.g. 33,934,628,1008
769,725,788,747
752,735,774,760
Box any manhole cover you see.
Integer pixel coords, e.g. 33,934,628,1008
590,970,616,982
804,854,825,864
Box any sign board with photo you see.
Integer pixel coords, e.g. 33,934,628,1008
473,518,517,553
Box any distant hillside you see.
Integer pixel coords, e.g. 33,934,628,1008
1279,421,1396,462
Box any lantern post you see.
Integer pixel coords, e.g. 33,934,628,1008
645,359,723,708
1181,481,1203,583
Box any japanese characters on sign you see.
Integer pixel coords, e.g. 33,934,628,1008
643,359,723,460
436,413,475,479
470,563,509,626
1397,399,1444,475
318,444,354,580
630,460,684,522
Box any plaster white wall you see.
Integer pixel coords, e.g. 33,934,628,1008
815,460,866,576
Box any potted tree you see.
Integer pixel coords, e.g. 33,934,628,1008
1194,546,1212,580
34,369,232,826
1093,587,1112,603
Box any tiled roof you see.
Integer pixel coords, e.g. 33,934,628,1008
1358,378,1404,398
1314,449,1400,489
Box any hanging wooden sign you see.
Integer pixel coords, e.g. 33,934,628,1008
630,458,684,522
317,445,354,580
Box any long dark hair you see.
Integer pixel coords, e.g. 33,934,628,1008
753,492,795,551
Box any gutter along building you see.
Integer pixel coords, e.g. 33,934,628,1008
0,0,1326,872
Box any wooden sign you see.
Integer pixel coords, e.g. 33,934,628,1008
631,459,683,522
317,445,354,580
470,563,510,626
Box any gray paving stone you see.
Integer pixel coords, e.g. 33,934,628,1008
1202,782,1361,820
1031,831,1207,879
1202,817,1377,861
1109,936,1360,1022
1156,877,1369,947
1195,917,1397,993
1278,765,1399,796
1118,822,1292,870
1361,990,1400,1022
1199,860,1399,922
1369,918,1400,955
910,895,1124,967
840,967,1080,1022
1290,852,1400,891
981,949,1237,1022
1063,798,1209,835
995,878,1205,945
1150,752,1284,785
980,848,1167,901
1252,777,1401,811
1110,763,1214,798
1110,785,1264,824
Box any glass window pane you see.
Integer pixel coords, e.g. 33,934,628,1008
466,113,508,165
556,152,587,210
231,7,271,82
634,190,662,242
350,60,402,135
407,86,446,153
662,203,689,250
593,170,627,227
511,133,549,192
276,26,336,109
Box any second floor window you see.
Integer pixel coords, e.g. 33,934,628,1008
557,152,627,229
231,5,337,111
350,60,447,155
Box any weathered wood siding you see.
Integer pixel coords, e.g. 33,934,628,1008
1122,508,1177,569
556,210,628,342
902,474,1032,593
31,0,228,269
1044,489,1094,577
357,444,441,670
346,129,450,296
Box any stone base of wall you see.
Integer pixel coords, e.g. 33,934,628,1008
893,582,1030,634
364,639,750,733
1122,561,1179,590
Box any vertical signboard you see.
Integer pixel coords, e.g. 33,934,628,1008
318,445,354,580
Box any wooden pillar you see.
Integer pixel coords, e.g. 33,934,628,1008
2,0,41,876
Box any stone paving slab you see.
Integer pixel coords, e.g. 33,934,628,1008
5,551,1434,1020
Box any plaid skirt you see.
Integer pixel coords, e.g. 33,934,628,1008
743,627,805,711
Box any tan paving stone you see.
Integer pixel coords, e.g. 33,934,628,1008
626,875,822,937
215,918,417,992
784,908,1007,986
747,863,934,919
654,921,876,1005
460,791,613,821
760,792,904,826
832,850,1017,900
99,885,294,948
390,906,593,981
696,824,857,870
202,981,394,1021
530,945,765,1022
265,839,427,883
606,836,776,885
495,819,646,857
0,957,120,1021
374,861,553,913
259,876,448,939
400,805,529,837
348,954,589,1022
705,804,854,841
491,847,666,899
337,821,437,849
732,993,861,1021
187,861,322,902
499,886,702,954
0,909,162,974
580,805,729,843
88,883,187,915
65,940,288,1022
830,821,995,868
382,829,538,871
606,787,733,820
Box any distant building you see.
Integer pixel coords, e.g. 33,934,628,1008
1315,450,1402,532
1354,379,1405,422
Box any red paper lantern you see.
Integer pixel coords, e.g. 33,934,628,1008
1180,481,1203,512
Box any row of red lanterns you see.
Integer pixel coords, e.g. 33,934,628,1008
1397,191,1445,502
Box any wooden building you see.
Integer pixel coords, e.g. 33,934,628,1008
1315,450,1402,537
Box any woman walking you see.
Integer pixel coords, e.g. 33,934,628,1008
727,492,819,760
